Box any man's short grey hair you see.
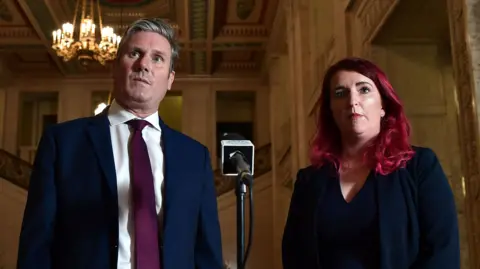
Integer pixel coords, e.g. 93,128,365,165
117,18,180,72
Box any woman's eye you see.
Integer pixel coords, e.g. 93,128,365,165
334,89,347,97
359,86,370,93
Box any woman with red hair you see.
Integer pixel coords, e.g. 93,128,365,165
282,57,459,269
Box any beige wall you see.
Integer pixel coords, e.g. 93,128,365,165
265,0,480,267
0,89,5,148
0,76,271,268
0,178,27,268
159,95,183,131
0,78,266,165
217,99,254,122
371,43,469,267
0,171,276,269
5,0,480,268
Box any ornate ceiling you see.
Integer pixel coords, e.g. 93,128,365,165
0,0,279,77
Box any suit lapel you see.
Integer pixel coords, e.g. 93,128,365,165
310,166,330,266
86,113,117,196
158,117,179,223
376,171,412,269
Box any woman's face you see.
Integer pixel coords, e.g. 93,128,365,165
329,70,385,142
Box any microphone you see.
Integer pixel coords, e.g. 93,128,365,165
220,133,255,177
219,132,255,269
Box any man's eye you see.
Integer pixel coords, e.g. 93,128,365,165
129,51,140,57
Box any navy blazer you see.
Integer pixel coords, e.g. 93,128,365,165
17,113,223,269
282,146,460,269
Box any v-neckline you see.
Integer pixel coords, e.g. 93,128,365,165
338,170,373,204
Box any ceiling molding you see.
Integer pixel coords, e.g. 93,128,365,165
1,0,280,77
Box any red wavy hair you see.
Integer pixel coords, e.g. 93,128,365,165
310,57,414,175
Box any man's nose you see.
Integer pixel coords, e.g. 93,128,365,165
135,56,150,72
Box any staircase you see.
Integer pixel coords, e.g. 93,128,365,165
0,144,271,197
0,145,272,269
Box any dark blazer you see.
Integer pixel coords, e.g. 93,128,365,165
17,112,223,269
282,146,460,269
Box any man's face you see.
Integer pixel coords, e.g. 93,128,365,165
113,31,175,112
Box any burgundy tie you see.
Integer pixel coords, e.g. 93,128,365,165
128,119,161,269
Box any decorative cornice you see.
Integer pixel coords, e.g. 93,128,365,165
212,42,264,50
190,0,207,73
218,62,258,70
99,0,156,7
0,27,40,44
218,25,269,38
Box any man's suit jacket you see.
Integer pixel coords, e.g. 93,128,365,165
282,146,460,269
17,112,223,269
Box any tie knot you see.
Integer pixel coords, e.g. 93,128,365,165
128,119,149,131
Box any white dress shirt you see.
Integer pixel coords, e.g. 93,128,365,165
107,100,164,269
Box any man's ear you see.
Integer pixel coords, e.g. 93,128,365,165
167,71,175,90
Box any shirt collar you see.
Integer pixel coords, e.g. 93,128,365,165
107,99,161,131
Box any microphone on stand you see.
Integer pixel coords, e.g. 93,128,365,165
220,133,255,269
220,132,254,176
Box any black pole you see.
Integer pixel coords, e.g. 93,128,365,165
235,173,247,269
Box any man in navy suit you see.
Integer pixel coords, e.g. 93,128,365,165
17,18,223,269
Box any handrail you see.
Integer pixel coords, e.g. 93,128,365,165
0,149,32,190
1,143,272,197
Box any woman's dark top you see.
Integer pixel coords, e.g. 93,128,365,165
316,173,380,268
282,146,460,269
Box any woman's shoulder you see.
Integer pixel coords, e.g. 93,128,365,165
295,164,332,186
411,145,437,159
408,145,440,169
405,145,444,183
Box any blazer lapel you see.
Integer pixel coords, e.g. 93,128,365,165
376,171,414,269
158,117,181,222
86,113,117,196
308,166,330,268
158,116,175,190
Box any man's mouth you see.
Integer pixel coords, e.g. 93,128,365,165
133,77,150,85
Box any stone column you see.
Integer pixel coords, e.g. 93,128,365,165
0,56,11,150
267,54,292,269
285,0,308,173
447,0,480,267
2,89,19,154
0,88,5,148
254,90,270,147
181,87,216,168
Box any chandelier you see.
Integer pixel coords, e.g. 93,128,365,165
51,0,121,65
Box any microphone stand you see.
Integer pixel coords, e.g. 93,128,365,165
235,171,253,269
